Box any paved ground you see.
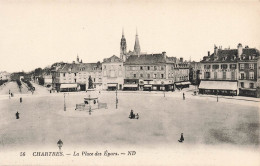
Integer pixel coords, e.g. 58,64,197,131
0,84,259,165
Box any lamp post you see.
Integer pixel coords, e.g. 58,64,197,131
89,95,92,115
161,81,165,97
64,93,66,111
116,87,118,109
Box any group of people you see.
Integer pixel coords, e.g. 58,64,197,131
129,110,139,119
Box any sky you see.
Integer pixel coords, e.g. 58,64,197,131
0,0,260,73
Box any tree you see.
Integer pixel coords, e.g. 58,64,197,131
88,76,93,89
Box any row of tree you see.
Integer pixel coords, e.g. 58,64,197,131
0,79,8,86
21,79,35,91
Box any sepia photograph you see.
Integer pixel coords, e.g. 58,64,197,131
0,0,259,165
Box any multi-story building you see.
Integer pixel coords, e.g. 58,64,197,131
102,55,124,90
124,52,190,91
199,44,260,97
0,71,11,81
237,44,260,97
189,61,201,85
52,58,102,92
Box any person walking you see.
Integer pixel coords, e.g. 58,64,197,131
20,97,22,103
183,93,185,100
178,133,184,143
15,111,20,119
57,139,63,150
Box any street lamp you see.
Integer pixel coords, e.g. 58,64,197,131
64,93,66,111
89,95,92,115
161,81,165,97
116,87,118,109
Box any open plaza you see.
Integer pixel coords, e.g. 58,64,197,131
0,81,259,165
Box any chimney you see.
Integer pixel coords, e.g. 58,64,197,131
162,51,166,59
214,45,218,56
72,61,75,64
237,43,243,59
180,57,183,63
208,51,210,56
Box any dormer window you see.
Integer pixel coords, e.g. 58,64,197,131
222,57,227,61
242,55,246,60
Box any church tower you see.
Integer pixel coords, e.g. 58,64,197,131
120,28,127,59
133,29,141,56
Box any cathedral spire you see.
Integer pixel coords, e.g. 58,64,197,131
120,28,127,60
134,28,141,56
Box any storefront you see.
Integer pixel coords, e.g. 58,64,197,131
199,81,238,96
175,81,191,90
143,84,152,91
60,83,78,92
239,88,257,97
123,84,139,91
107,83,117,91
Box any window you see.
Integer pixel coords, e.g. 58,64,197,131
240,82,244,88
231,72,235,80
204,72,210,79
250,83,254,89
63,73,65,77
230,64,236,69
249,64,254,69
148,66,150,70
240,64,244,70
249,72,254,79
161,66,164,70
153,74,157,79
223,72,226,79
204,65,211,69
147,74,150,78
213,65,219,69
134,74,136,78
103,65,106,69
240,73,244,80
93,78,96,82
154,66,157,70
74,79,76,83
161,74,164,79
140,66,143,70
214,72,217,79
140,74,143,78
74,73,77,76
221,64,228,69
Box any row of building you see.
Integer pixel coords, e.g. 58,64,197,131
50,31,190,92
46,30,260,97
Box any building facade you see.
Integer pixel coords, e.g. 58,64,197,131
124,52,190,91
199,44,260,97
102,55,124,90
52,58,102,92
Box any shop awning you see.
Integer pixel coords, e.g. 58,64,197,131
144,84,152,87
175,81,191,86
124,84,138,88
107,83,117,87
60,84,77,89
199,81,237,90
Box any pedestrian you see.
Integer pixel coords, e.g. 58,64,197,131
15,111,20,119
20,97,22,103
136,113,139,119
129,110,134,119
57,139,63,150
183,93,185,100
178,133,184,143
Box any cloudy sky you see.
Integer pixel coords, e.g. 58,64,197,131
0,0,260,72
